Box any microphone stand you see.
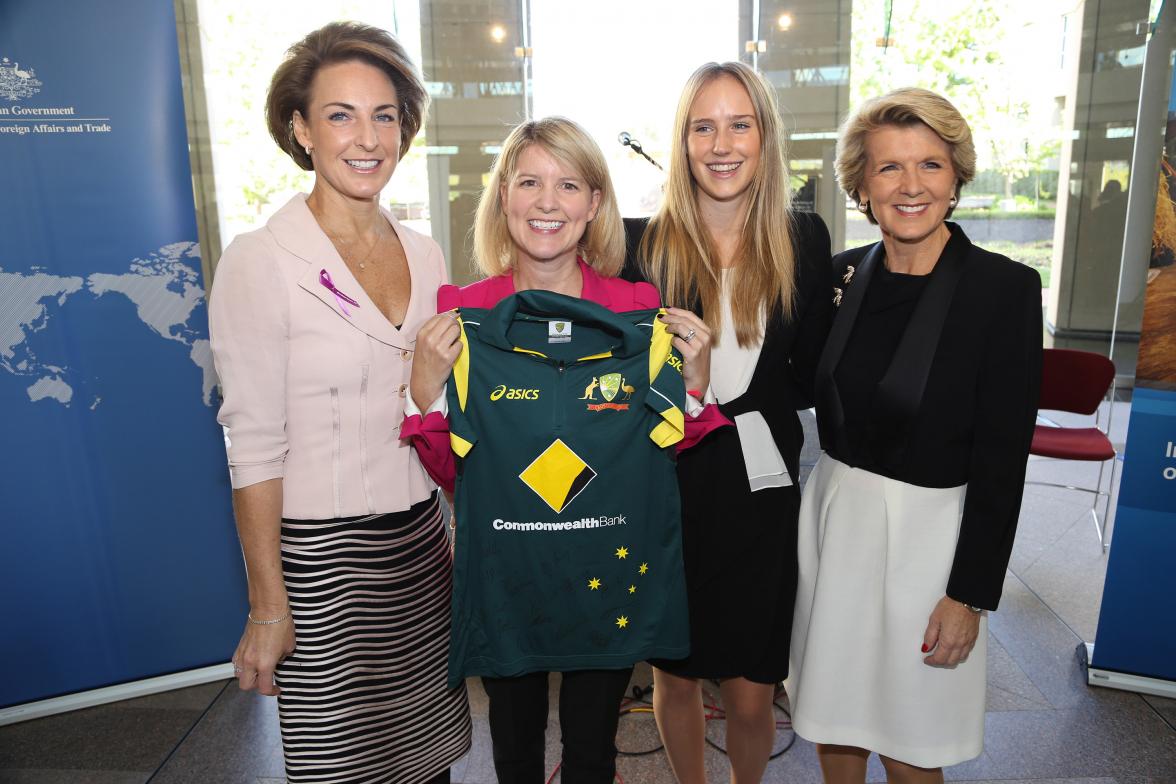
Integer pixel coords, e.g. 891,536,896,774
618,131,664,171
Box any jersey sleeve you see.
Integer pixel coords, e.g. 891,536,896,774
446,315,478,457
645,310,686,448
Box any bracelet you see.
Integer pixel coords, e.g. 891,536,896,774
962,603,983,614
248,608,290,625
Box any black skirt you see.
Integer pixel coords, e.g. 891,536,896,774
276,492,471,783
650,427,800,684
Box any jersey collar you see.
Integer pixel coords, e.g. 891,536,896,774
476,289,649,359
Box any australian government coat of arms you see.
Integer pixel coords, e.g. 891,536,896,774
0,58,43,101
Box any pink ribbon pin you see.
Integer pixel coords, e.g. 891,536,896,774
320,270,360,316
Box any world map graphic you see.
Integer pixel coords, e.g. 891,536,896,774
0,241,217,408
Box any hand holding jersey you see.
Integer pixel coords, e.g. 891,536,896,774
659,306,713,395
411,311,462,410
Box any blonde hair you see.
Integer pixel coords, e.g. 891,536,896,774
267,21,428,170
473,117,625,278
638,61,795,348
836,87,976,224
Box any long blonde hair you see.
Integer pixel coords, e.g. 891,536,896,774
639,61,795,347
473,117,625,278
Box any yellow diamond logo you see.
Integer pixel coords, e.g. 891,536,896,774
519,438,597,513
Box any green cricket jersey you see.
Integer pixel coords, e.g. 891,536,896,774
446,290,690,685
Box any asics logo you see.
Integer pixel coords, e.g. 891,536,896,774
490,384,540,401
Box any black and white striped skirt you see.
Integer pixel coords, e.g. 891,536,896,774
276,492,471,783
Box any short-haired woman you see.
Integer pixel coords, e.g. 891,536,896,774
622,61,834,783
788,87,1042,783
209,22,470,784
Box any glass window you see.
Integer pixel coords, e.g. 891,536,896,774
184,0,1153,372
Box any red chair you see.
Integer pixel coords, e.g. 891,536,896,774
1029,348,1118,551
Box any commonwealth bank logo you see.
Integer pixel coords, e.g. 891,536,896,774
519,438,597,513
0,58,43,101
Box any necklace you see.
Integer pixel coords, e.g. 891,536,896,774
327,229,383,270
308,201,387,271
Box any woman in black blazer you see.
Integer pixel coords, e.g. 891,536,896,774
787,88,1042,782
622,61,834,784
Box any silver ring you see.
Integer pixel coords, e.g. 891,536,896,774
683,328,696,343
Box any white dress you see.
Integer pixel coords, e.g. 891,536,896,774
787,454,987,768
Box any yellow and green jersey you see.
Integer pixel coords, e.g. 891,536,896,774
446,290,689,685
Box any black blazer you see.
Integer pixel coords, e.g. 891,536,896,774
816,223,1043,609
622,212,834,485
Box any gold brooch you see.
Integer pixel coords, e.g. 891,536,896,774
833,287,843,307
843,265,856,284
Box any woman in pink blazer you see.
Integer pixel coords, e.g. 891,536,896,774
208,22,469,784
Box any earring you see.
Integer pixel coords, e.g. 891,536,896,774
949,196,958,208
305,145,313,157
857,201,869,214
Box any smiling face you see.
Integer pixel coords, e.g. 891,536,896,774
858,122,957,248
686,74,762,209
502,143,601,271
292,59,401,205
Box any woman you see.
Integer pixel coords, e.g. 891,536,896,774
788,87,1042,782
403,116,715,784
622,61,834,783
209,22,470,784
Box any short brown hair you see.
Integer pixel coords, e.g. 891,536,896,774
473,117,625,278
836,87,976,224
266,21,428,171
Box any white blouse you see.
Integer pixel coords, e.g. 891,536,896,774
708,268,792,491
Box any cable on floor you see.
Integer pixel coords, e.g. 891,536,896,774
614,682,796,759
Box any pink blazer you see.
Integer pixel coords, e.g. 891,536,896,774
209,194,441,519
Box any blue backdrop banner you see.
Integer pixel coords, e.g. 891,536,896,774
0,1,246,708
1092,386,1176,681
1089,3,1176,684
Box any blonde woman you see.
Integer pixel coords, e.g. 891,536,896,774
623,61,834,783
404,116,717,784
789,88,1041,783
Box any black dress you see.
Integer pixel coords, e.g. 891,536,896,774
621,213,834,682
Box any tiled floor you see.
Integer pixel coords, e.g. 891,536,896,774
3,408,1174,783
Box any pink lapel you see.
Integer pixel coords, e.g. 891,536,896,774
269,195,416,349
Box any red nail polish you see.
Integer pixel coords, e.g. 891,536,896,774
921,643,930,653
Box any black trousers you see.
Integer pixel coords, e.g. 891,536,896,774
481,667,634,784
